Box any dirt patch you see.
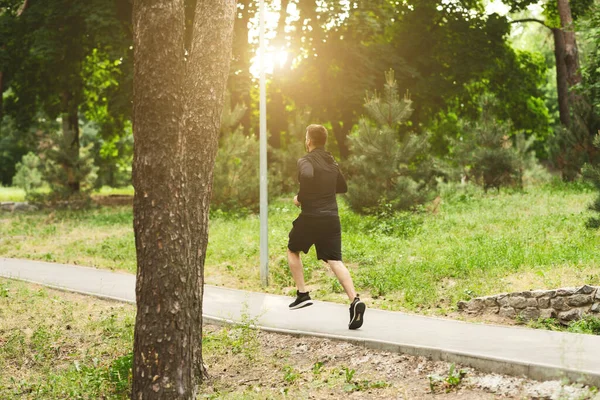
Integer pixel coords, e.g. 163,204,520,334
200,325,597,399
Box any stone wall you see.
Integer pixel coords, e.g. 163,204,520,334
457,285,600,324
0,202,37,212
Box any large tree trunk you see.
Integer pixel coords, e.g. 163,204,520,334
553,28,570,126
557,0,581,88
131,0,235,399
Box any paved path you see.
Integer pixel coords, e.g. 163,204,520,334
2,257,600,386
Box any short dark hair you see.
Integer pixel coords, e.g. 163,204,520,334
306,124,327,147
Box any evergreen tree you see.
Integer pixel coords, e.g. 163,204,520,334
346,70,438,213
452,94,522,192
212,95,258,211
583,133,600,228
12,152,43,194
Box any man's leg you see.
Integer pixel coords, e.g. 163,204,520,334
287,248,313,309
326,260,357,301
288,248,307,292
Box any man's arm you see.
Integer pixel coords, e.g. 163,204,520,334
297,158,314,180
336,168,348,193
297,158,314,203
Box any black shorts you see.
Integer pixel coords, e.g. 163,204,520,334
287,214,342,261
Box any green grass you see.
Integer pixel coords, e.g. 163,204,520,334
0,279,135,399
1,181,599,313
95,186,135,196
0,185,134,203
0,186,26,202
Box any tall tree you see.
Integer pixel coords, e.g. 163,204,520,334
131,0,235,398
509,0,593,126
0,0,131,193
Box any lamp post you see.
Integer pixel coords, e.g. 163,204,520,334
259,0,268,286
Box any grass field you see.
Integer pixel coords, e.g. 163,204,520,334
1,181,599,313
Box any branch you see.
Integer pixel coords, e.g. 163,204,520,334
509,18,551,30
17,0,30,16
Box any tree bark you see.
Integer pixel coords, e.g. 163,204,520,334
61,91,80,193
557,0,581,88
553,28,570,126
131,0,235,399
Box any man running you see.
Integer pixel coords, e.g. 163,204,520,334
287,124,366,330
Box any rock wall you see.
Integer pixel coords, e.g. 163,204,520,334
457,285,600,324
0,202,37,212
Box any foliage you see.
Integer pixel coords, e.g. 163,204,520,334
0,115,38,186
12,152,43,194
582,134,600,228
268,109,312,196
0,0,132,192
35,127,99,202
452,95,525,192
549,99,600,181
428,363,467,393
579,3,600,117
346,70,439,213
212,132,259,212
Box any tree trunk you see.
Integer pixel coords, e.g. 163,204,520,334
230,0,253,135
61,91,80,193
332,112,352,159
131,0,235,399
557,0,581,88
553,28,570,127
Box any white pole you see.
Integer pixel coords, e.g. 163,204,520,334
259,0,269,287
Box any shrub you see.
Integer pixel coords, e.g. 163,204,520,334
583,133,600,228
452,94,521,192
212,131,259,211
345,70,439,213
12,152,44,194
548,99,600,181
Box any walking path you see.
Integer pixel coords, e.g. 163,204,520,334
2,257,600,386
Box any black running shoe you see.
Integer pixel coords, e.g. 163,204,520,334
348,297,366,330
289,291,313,310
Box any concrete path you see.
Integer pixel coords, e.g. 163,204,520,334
2,257,600,386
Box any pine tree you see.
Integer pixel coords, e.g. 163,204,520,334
346,70,437,213
212,94,258,211
12,152,43,194
452,94,520,192
36,126,98,203
583,133,600,228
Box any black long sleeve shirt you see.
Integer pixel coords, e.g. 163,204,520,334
296,147,347,217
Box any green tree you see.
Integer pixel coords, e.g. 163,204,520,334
0,0,132,195
346,70,438,213
12,151,42,193
452,95,521,192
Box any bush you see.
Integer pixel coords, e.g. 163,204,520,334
452,94,524,192
548,99,600,181
211,94,258,212
583,134,600,228
212,130,259,212
345,70,439,214
12,152,44,194
38,130,98,201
